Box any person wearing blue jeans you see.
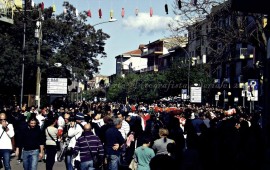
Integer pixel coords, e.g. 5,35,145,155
65,153,74,170
22,149,40,170
105,118,125,170
0,113,15,170
73,123,105,170
16,114,44,170
107,155,120,170
0,149,12,170
80,160,94,170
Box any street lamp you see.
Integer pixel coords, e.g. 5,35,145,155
92,18,117,27
35,8,43,108
68,18,117,103
20,3,26,108
218,90,231,109
20,1,43,108
169,46,191,98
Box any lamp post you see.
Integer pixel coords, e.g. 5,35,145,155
220,91,231,109
92,18,117,27
20,1,26,108
68,18,117,103
35,8,42,108
20,1,42,108
169,47,191,98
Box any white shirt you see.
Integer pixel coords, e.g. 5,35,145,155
36,114,45,129
92,119,104,127
119,120,130,139
68,123,83,148
57,116,65,128
0,123,15,149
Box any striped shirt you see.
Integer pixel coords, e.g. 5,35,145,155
74,131,104,163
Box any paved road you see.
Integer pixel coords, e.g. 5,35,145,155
10,154,66,170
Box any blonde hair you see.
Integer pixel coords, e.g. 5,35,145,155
0,113,6,119
159,128,169,143
159,128,169,137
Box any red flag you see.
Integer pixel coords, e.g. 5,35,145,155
87,10,91,17
98,8,102,18
121,8,125,18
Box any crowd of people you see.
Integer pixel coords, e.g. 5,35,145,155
0,101,265,170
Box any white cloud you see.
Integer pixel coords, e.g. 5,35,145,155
122,12,174,35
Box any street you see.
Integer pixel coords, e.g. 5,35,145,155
9,154,66,170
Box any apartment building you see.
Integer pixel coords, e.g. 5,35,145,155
187,1,260,106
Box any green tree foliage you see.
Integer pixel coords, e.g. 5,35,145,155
0,1,109,103
107,59,213,103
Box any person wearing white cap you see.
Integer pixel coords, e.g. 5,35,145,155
75,112,87,126
65,113,84,170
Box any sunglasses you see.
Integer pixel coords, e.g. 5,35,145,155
0,119,6,121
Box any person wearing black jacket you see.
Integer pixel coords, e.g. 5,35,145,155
15,114,45,170
7,108,25,163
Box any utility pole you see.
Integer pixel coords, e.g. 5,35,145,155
20,0,27,108
35,8,42,108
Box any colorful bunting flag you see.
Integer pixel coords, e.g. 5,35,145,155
150,7,153,17
98,8,102,18
121,8,125,18
165,4,168,14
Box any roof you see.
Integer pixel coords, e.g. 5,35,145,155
123,49,141,57
115,45,144,59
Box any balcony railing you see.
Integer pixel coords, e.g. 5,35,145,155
140,65,159,73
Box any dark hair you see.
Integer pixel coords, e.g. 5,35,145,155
27,113,38,124
68,116,75,122
46,116,57,126
167,142,176,154
142,135,152,144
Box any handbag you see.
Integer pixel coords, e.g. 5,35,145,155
119,143,129,167
84,136,101,169
46,128,60,151
129,139,138,170
129,159,137,170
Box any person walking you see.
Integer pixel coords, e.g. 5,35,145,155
44,115,59,170
16,114,45,170
134,135,155,170
152,128,175,155
73,123,104,170
105,117,125,170
0,113,15,170
65,115,84,170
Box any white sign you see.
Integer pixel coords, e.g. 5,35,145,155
47,78,67,94
190,86,202,103
241,90,246,97
248,79,258,101
215,95,219,101
181,89,187,100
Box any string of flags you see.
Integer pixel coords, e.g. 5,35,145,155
40,0,203,18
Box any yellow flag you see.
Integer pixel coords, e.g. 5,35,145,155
52,4,56,12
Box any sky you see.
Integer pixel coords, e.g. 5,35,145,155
36,0,178,76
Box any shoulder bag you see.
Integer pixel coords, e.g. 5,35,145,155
129,139,138,170
84,136,101,169
46,128,60,151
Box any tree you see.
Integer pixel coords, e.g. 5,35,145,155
168,0,270,106
0,1,110,104
170,0,268,70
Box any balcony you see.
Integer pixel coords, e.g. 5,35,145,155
141,47,163,56
140,65,159,73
